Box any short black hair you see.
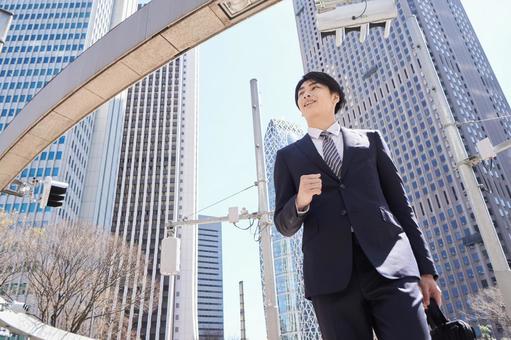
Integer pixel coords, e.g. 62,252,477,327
294,71,345,113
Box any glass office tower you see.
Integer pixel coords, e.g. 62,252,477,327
197,215,224,339
0,0,134,298
0,0,138,224
263,118,321,339
293,0,511,333
0,0,103,224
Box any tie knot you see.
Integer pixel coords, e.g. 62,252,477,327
320,131,331,139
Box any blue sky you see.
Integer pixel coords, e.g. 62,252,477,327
196,0,511,339
198,1,302,338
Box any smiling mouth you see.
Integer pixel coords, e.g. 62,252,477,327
304,101,316,107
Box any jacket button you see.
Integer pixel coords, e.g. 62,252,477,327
340,209,347,215
339,183,346,189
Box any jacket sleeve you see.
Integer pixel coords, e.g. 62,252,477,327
273,149,306,237
373,130,438,279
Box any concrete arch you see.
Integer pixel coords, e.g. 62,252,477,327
0,0,279,190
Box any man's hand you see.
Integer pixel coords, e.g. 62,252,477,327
296,174,322,210
419,274,442,309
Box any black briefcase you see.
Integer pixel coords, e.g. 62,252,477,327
426,299,477,340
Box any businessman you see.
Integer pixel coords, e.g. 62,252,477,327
273,71,441,340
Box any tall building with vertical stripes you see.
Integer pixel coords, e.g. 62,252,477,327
0,0,135,301
292,0,511,334
78,1,137,230
109,48,198,339
197,215,224,339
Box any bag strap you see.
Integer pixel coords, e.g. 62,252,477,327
426,298,448,328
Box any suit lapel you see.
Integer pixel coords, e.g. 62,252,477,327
339,126,356,179
295,126,360,182
295,134,339,182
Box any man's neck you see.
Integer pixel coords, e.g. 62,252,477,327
307,117,336,131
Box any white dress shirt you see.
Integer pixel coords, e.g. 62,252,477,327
307,120,344,161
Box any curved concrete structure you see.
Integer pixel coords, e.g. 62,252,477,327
0,0,280,190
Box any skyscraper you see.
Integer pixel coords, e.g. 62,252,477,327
0,0,134,297
197,215,224,339
109,49,198,339
293,0,511,332
78,0,137,229
0,0,100,223
0,0,138,227
264,118,321,339
0,2,200,339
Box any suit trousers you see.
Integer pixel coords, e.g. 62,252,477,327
311,235,431,340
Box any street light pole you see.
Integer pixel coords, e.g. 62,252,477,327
160,80,281,339
0,8,13,54
250,79,281,340
407,15,511,318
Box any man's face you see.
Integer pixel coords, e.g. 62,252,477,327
297,80,340,120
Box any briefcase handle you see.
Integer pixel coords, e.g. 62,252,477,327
425,298,448,329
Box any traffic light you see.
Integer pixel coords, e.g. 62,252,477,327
39,176,68,208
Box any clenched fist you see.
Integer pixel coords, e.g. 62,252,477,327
296,174,322,210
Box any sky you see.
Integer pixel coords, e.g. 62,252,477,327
196,0,511,339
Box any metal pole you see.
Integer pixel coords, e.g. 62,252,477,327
493,139,511,155
407,15,511,317
250,79,281,339
165,224,176,340
0,8,13,54
239,281,247,340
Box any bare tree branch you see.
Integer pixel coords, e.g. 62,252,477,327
0,218,30,289
468,286,511,337
12,220,159,337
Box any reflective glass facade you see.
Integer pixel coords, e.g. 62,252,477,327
293,0,511,333
197,215,224,339
0,1,117,308
0,0,97,225
263,119,321,339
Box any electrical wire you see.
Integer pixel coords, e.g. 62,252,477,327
233,218,255,231
456,114,511,126
254,220,262,242
254,219,273,242
177,182,273,242
479,158,495,178
352,0,368,20
182,183,257,221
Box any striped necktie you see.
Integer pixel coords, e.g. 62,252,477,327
320,131,342,178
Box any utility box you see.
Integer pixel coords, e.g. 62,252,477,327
160,236,181,276
228,207,240,223
476,137,496,160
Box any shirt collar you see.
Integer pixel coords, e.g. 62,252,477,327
308,120,341,139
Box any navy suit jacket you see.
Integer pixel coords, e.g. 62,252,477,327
273,126,438,300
